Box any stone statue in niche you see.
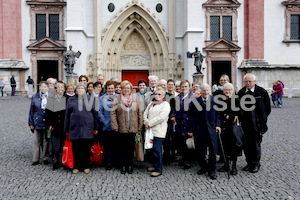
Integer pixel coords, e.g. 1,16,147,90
64,45,81,74
187,47,205,74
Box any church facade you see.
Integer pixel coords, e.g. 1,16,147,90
0,0,299,96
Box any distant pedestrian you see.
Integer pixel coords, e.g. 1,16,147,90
10,75,16,96
275,80,284,108
0,77,5,96
26,76,34,98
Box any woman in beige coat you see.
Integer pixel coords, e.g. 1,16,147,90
144,87,171,177
111,80,143,175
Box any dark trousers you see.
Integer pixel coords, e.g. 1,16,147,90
103,131,115,165
244,128,262,167
11,86,15,96
119,133,135,167
72,139,93,170
51,134,63,162
153,137,164,173
195,134,216,173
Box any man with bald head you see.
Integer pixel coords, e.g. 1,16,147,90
238,73,271,173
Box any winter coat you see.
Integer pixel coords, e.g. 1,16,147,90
10,77,16,87
45,95,66,136
110,95,143,133
98,93,118,131
143,101,171,138
64,95,100,140
238,84,271,134
170,91,196,136
188,96,221,154
28,92,47,130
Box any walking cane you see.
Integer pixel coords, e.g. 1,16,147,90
217,130,230,179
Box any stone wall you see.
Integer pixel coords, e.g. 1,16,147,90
250,69,300,97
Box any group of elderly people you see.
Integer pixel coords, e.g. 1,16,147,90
28,73,271,179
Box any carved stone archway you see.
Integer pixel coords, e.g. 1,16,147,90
95,0,172,81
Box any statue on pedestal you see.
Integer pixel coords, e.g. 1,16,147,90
187,47,205,74
64,45,81,74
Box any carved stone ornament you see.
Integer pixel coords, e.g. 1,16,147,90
120,54,150,69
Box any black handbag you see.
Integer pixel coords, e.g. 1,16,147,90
232,116,245,147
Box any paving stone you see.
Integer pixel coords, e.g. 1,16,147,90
0,96,299,199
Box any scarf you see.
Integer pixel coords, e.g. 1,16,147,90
139,90,147,99
66,92,75,97
40,91,48,110
121,93,133,107
153,98,165,107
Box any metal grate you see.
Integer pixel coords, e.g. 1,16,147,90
210,16,220,41
291,15,300,40
222,16,232,41
49,14,59,40
36,14,46,40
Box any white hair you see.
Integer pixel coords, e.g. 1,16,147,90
223,83,234,92
110,77,119,82
200,83,210,90
175,80,181,86
158,79,167,85
148,75,159,81
244,73,256,81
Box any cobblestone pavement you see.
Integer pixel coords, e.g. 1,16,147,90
0,96,299,200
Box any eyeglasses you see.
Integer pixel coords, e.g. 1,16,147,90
155,93,162,96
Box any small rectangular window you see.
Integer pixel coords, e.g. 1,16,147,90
291,15,300,40
49,14,59,40
36,14,46,40
210,16,220,41
223,16,232,41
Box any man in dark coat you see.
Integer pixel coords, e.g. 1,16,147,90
238,73,271,173
10,75,16,96
188,83,221,179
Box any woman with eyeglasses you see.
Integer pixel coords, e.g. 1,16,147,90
110,80,143,175
144,87,171,177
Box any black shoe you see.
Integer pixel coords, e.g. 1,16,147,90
183,163,191,170
127,165,133,174
32,161,39,166
121,166,126,175
242,165,251,171
208,172,217,180
217,165,227,172
52,161,60,170
106,163,112,170
250,165,260,173
43,160,49,165
197,169,207,175
230,167,238,175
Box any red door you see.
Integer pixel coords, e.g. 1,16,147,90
122,70,149,89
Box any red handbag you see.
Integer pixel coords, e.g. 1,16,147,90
62,135,74,169
90,142,104,165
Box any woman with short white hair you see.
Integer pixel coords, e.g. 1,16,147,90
147,75,159,92
144,87,171,177
218,82,244,175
